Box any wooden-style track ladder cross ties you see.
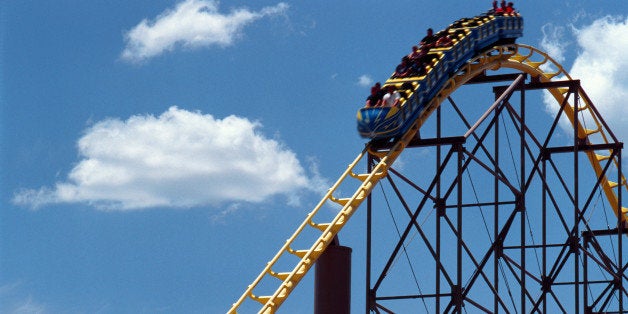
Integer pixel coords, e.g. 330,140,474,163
506,44,628,225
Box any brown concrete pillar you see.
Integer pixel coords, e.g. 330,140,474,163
314,237,352,314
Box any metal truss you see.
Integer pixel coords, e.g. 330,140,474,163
365,74,627,314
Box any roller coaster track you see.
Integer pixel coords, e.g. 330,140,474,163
227,43,627,313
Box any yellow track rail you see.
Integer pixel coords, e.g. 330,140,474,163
501,44,628,224
227,107,423,313
425,43,627,224
227,44,627,313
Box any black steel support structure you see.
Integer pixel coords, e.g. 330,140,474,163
365,74,627,313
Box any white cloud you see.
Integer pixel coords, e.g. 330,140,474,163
541,16,628,144
540,23,568,64
569,16,628,128
14,107,321,210
0,282,47,314
11,297,46,314
121,0,288,63
357,74,374,87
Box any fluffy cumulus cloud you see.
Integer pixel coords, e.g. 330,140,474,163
13,107,320,210
541,16,628,141
569,16,628,126
121,0,288,63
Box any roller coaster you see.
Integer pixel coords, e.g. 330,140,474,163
228,7,627,314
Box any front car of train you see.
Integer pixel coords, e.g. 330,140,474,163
356,106,403,139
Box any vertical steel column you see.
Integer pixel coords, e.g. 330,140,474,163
436,104,443,313
493,87,500,314
573,84,581,314
542,151,548,313
456,142,463,313
583,232,590,314
519,79,527,313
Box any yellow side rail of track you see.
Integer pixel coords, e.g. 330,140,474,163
227,116,422,314
502,44,628,224
423,43,627,225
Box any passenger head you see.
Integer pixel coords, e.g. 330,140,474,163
412,45,419,52
427,28,433,36
370,86,378,95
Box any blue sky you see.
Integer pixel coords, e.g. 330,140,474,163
2,1,628,313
